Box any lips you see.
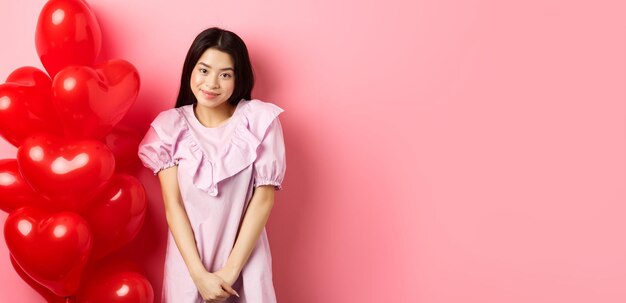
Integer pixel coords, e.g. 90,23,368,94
200,90,219,99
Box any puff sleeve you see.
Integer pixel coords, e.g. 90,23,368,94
253,117,286,190
137,110,182,175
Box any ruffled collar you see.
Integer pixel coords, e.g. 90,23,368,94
184,100,245,131
174,100,262,197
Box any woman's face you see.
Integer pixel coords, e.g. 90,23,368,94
190,48,236,109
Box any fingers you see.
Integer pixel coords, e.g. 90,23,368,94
203,288,230,302
205,292,229,302
221,282,240,298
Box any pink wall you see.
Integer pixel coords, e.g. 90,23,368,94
1,0,625,302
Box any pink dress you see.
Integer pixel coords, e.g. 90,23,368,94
138,99,285,303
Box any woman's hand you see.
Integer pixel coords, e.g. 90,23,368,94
192,269,238,302
214,267,241,291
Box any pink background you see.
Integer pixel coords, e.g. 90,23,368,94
1,0,625,302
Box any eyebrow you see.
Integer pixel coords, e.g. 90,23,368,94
198,62,234,71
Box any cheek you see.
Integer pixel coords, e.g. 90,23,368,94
225,80,235,92
189,72,201,86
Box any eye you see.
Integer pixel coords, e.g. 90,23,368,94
199,68,208,74
220,73,233,79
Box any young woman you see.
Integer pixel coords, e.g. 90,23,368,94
138,27,285,303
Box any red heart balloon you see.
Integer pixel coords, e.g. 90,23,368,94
83,174,147,260
4,207,93,297
52,60,140,140
77,270,153,303
70,258,146,303
10,256,68,303
83,258,145,278
0,159,49,213
7,67,60,124
36,0,102,77
0,67,63,147
102,125,142,174
17,135,115,211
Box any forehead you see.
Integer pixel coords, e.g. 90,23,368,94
196,48,234,68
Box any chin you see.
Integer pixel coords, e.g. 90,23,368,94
196,98,230,109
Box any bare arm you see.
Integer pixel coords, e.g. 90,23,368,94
215,185,276,284
157,166,238,301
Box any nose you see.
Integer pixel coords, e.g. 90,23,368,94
204,74,219,89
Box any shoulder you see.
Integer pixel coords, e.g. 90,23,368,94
241,99,284,124
150,106,186,128
244,99,284,116
240,99,284,139
148,106,188,139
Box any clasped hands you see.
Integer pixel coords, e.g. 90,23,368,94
193,267,240,302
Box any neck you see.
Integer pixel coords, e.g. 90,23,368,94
193,102,236,128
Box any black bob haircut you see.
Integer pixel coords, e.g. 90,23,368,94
175,27,254,108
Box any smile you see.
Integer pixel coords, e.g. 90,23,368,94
201,90,219,99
